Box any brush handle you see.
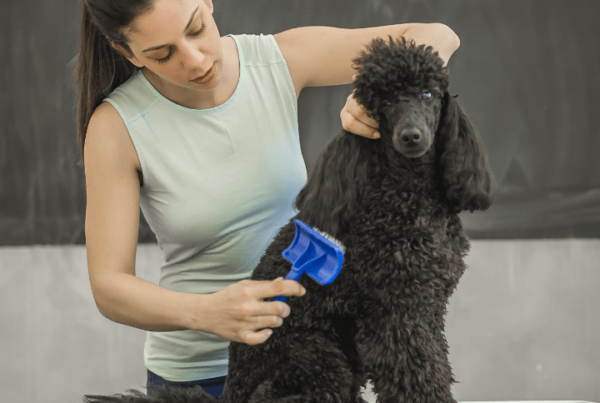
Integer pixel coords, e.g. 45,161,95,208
269,269,302,302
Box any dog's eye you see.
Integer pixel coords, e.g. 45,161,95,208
422,92,433,100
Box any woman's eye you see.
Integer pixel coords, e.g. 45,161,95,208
153,23,206,64
422,91,432,100
190,23,206,37
155,50,173,64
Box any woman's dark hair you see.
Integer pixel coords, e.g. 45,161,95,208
72,0,154,165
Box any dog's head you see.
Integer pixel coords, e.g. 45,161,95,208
353,37,449,159
353,37,493,213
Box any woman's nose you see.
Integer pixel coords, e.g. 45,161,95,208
181,41,205,69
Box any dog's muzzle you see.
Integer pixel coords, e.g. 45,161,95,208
393,124,432,158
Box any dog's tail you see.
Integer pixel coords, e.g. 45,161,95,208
83,385,218,403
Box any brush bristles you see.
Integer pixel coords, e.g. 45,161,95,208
313,227,345,253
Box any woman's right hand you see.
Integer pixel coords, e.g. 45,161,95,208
195,278,306,345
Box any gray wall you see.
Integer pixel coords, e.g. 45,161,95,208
2,0,600,243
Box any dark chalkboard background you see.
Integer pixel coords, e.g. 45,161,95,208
2,0,599,245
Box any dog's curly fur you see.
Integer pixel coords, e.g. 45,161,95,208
84,38,492,403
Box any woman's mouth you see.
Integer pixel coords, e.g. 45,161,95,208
191,64,216,84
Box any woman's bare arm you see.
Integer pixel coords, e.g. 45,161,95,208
274,23,460,96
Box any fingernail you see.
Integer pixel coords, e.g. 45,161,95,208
373,132,381,139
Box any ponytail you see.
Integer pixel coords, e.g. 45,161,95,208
72,1,145,165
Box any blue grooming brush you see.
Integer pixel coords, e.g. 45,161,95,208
270,219,345,302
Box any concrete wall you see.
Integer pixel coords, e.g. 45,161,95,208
1,241,599,403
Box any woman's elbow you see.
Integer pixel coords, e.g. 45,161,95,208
442,23,460,52
436,23,460,53
89,275,120,322
90,285,112,319
428,23,460,63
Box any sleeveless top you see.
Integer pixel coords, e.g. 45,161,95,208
104,34,307,381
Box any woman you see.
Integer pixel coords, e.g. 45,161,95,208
73,0,460,397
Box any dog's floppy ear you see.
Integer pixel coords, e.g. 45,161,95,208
295,131,377,238
435,92,493,213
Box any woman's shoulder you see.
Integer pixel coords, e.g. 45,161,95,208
89,101,125,131
86,102,142,172
229,33,284,66
104,70,158,120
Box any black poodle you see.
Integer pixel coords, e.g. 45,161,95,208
85,37,493,403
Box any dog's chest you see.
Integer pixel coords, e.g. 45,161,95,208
342,174,467,305
357,171,449,234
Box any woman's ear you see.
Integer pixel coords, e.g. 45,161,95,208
435,92,493,213
295,131,378,238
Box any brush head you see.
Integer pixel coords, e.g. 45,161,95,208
282,219,345,284
270,220,345,302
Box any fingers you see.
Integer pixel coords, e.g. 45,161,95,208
241,328,273,346
233,278,305,303
255,277,306,300
341,108,380,139
340,92,380,139
241,278,303,319
231,302,288,345
239,297,290,320
241,279,305,338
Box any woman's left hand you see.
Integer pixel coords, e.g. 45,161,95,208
340,87,380,140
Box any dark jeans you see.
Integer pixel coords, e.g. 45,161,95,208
147,370,226,398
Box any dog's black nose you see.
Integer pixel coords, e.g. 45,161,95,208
400,127,422,145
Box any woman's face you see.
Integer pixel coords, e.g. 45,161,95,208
121,0,222,90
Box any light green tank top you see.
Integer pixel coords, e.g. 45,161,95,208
104,34,307,381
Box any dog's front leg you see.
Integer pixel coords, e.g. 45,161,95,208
356,313,456,403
